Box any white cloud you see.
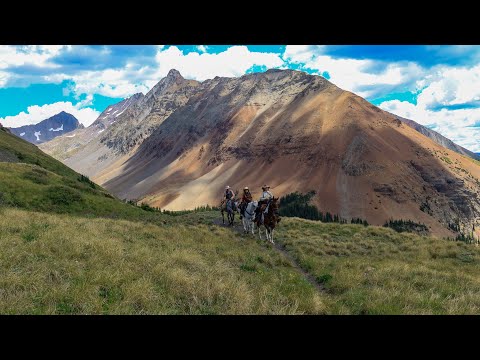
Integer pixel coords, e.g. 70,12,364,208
377,63,480,152
416,64,480,108
0,45,63,71
69,69,150,98
196,45,208,53
379,99,480,152
0,70,9,87
283,45,424,98
153,46,284,81
0,102,100,128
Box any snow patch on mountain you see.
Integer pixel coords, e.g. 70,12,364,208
49,124,64,132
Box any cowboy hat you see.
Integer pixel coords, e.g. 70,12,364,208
225,185,230,189
244,186,249,190
262,184,270,189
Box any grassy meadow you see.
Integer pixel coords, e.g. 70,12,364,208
276,218,480,314
0,206,479,314
0,208,323,314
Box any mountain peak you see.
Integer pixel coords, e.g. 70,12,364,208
265,68,284,73
9,111,82,144
167,69,183,79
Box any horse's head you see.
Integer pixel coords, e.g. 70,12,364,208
270,197,279,210
247,201,258,212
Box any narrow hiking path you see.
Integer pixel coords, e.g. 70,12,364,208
213,218,326,293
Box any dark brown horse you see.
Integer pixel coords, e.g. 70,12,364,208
254,197,281,243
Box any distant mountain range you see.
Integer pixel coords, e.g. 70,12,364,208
9,111,83,144
395,116,480,161
40,69,480,238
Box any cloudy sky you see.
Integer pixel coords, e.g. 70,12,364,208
1,45,479,152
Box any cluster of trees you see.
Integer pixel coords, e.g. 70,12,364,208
454,233,478,244
448,222,461,233
78,174,96,189
162,205,220,216
351,218,369,226
383,219,429,234
125,199,219,215
278,191,369,225
447,221,478,244
279,191,334,221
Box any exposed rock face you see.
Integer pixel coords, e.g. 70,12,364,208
99,69,200,155
40,69,201,178
41,69,480,238
9,112,83,144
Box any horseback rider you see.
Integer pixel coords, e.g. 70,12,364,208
223,186,235,203
239,186,253,217
241,187,253,203
254,185,273,220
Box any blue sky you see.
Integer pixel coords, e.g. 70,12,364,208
0,45,479,152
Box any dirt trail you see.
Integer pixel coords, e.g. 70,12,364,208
213,219,325,293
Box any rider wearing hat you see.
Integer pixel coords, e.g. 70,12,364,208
254,185,273,219
239,186,253,217
223,186,235,202
241,187,253,203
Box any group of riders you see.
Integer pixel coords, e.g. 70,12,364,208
222,184,275,222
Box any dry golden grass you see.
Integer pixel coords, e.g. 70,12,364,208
0,208,325,314
276,217,480,314
1,205,479,314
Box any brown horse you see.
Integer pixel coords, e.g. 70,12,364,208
254,197,281,243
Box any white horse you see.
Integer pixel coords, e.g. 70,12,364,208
242,201,258,235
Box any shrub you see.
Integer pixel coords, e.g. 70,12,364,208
317,274,333,285
46,185,83,206
140,203,157,212
23,168,49,185
78,174,96,189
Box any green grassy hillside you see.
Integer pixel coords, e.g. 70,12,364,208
0,127,157,220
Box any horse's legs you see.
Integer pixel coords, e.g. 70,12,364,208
221,210,225,224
